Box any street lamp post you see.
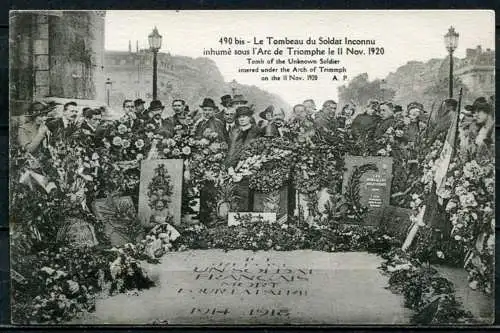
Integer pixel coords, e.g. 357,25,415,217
148,26,163,100
444,26,459,98
105,77,112,106
231,79,237,97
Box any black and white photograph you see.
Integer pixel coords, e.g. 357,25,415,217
9,10,495,325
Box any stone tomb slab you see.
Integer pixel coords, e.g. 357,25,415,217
75,250,411,325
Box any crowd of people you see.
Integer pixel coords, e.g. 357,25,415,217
16,92,495,169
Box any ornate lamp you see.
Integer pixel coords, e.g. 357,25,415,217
444,26,459,98
148,27,162,100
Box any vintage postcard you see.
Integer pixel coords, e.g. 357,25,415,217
9,10,494,325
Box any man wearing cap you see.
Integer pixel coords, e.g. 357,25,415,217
17,102,51,153
134,99,146,119
46,101,80,143
193,98,226,140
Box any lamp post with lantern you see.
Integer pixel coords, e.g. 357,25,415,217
105,77,112,106
148,26,162,100
444,26,459,98
231,79,237,97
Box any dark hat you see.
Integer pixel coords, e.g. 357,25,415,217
471,97,492,114
83,108,102,119
232,94,248,105
148,100,164,111
465,97,489,113
26,102,49,118
259,105,274,119
220,94,232,104
394,105,403,113
200,98,217,109
443,98,458,110
134,98,146,107
235,106,254,118
407,101,424,112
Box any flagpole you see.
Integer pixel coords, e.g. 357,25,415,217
453,88,463,153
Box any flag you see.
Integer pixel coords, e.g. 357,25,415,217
433,113,459,203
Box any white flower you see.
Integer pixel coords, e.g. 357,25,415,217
436,251,445,259
135,139,145,149
122,139,131,148
445,200,457,212
454,235,462,241
459,193,478,208
67,280,80,294
112,136,123,146
182,146,191,155
40,267,55,275
117,124,128,134
91,153,99,160
136,153,144,160
395,129,404,138
469,280,478,290
385,127,394,135
199,138,210,146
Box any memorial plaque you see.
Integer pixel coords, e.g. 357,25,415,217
342,156,393,225
138,159,183,227
77,250,411,324
91,196,139,247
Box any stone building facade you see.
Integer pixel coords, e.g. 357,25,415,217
104,48,176,108
9,11,106,116
455,45,495,98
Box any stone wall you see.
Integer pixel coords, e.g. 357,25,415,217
9,11,106,116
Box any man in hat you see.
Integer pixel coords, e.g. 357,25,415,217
231,94,248,107
146,100,169,134
134,99,146,119
46,101,80,143
193,98,226,140
314,100,338,130
17,102,51,153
